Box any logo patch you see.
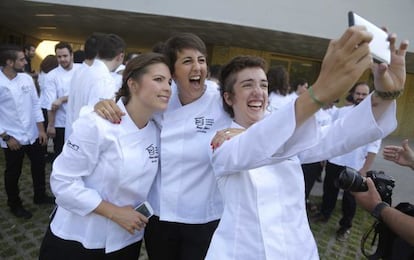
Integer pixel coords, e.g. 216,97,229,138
67,140,80,151
195,117,214,133
146,144,159,163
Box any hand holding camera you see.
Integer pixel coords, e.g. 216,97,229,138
336,167,395,204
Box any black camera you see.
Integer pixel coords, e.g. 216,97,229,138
336,167,395,204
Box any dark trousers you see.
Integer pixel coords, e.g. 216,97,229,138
320,161,356,228
39,226,142,260
302,162,323,200
50,127,65,162
144,215,219,260
3,139,46,207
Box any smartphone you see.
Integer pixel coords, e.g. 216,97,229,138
348,11,390,64
135,201,154,218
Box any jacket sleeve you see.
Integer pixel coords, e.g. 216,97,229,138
299,94,396,163
50,113,105,216
211,101,319,176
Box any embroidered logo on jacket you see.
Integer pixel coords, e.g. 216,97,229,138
195,117,214,133
146,144,159,163
67,140,80,151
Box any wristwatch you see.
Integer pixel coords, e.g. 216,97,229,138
371,201,390,221
2,134,11,142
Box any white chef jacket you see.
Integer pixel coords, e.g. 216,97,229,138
148,82,232,223
0,71,44,147
38,71,49,109
43,64,80,127
206,94,396,259
50,100,160,253
329,105,381,170
268,91,296,111
65,59,119,140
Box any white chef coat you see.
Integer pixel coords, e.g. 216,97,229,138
329,105,382,170
65,59,119,140
268,91,296,111
50,100,160,253
43,64,80,127
148,82,232,223
206,95,396,259
38,71,49,109
0,71,44,147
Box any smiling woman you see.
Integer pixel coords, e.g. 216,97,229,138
206,24,408,259
38,52,172,259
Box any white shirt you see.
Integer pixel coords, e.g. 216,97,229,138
315,105,338,127
148,82,232,223
38,71,49,109
112,63,125,91
43,64,80,127
50,100,160,253
206,95,396,259
268,91,296,111
329,105,381,169
0,71,43,147
65,59,118,140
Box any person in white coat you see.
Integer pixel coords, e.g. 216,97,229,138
206,27,408,259
38,53,172,259
95,33,232,260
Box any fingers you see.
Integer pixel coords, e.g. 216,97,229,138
95,101,124,123
340,25,373,53
211,128,242,151
402,139,412,153
364,177,377,193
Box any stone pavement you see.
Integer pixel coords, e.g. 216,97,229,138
0,136,412,259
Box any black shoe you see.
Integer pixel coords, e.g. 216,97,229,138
10,205,32,219
336,227,350,242
34,194,55,205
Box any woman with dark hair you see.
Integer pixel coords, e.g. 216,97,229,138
39,53,171,259
206,27,408,259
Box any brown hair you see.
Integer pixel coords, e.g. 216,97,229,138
163,33,207,74
115,52,169,103
219,55,267,117
267,66,290,96
40,55,58,73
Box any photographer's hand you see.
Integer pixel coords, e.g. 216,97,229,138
352,178,381,213
383,139,414,170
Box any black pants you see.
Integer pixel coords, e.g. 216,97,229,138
144,215,219,260
39,226,142,260
302,162,323,200
50,127,65,162
320,161,356,228
3,139,46,207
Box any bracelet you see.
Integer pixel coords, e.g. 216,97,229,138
371,201,390,221
374,89,403,100
308,86,325,107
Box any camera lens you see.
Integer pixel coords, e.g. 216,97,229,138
336,167,368,192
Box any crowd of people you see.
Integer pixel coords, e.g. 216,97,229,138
0,22,411,259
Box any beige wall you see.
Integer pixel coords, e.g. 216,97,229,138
210,45,414,138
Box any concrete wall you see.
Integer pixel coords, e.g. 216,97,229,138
32,0,414,52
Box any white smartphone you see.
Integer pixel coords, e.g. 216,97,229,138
348,11,390,64
135,201,154,218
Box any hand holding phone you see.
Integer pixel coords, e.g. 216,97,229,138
135,201,154,218
348,11,390,64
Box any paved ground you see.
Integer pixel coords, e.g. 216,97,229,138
0,136,412,259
